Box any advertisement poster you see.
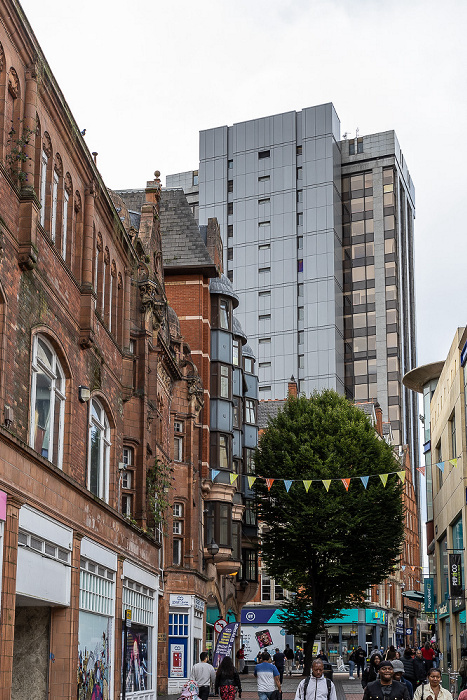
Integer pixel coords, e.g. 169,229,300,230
124,623,151,692
77,611,111,700
255,629,273,649
170,643,185,678
213,622,239,669
450,554,463,597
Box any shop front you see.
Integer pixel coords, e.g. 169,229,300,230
168,594,205,694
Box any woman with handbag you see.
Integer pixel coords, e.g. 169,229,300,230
215,656,242,700
413,668,453,700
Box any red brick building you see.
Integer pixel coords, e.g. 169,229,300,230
0,3,204,698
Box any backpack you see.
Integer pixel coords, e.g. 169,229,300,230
301,676,332,700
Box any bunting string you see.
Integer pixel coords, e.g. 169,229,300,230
211,467,409,491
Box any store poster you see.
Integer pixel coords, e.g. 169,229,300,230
77,611,111,700
124,623,151,692
170,642,186,678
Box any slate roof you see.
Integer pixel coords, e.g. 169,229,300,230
209,273,239,307
257,399,286,430
233,316,247,342
159,190,216,274
242,342,256,359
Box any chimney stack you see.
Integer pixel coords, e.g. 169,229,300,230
288,375,298,398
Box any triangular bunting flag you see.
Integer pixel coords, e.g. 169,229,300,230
229,473,239,484
247,476,256,489
436,461,445,472
303,480,312,492
341,478,351,491
284,480,292,492
379,473,388,487
416,466,426,476
323,480,331,492
360,476,369,489
401,565,406,571
411,566,415,571
450,458,458,468
266,478,274,491
211,469,220,481
397,471,406,483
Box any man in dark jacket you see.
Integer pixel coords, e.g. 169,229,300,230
273,648,285,683
363,661,411,700
356,646,366,678
402,648,417,687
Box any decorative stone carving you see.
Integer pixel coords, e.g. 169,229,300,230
54,153,63,177
8,68,19,98
139,279,165,331
104,246,110,265
74,190,81,213
118,272,123,290
64,172,72,195
111,260,117,278
42,131,52,158
96,231,103,252
0,43,4,73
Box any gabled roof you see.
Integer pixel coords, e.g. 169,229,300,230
159,190,217,275
258,400,286,430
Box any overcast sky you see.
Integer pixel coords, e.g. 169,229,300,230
20,0,467,367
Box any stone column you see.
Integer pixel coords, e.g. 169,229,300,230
79,184,96,347
48,531,82,700
17,65,39,270
0,495,23,699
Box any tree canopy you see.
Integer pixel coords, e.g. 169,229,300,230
254,390,404,673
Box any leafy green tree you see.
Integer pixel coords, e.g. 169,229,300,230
254,390,404,674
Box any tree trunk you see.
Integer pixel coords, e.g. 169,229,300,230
303,621,322,676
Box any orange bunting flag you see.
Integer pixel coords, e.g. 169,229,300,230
379,473,388,487
450,458,458,468
323,480,331,492
397,471,406,483
341,478,351,491
303,480,312,492
416,466,426,476
247,476,256,489
230,473,239,484
266,478,274,491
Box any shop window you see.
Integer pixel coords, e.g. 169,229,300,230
122,579,155,691
169,613,189,637
88,398,111,502
30,334,66,468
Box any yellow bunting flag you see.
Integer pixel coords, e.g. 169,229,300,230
266,478,274,491
450,458,458,468
247,476,256,489
379,473,389,487
323,480,331,491
230,473,239,484
341,478,351,491
303,480,312,492
397,471,406,483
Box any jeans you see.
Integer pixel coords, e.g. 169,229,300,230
199,687,210,700
348,660,355,678
259,692,275,700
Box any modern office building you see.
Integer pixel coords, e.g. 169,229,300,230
167,102,419,472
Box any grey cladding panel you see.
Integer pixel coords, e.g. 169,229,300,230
210,399,233,432
244,374,259,399
244,424,258,449
211,330,233,363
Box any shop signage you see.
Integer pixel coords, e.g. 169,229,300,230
424,578,435,612
406,628,413,635
438,601,449,618
170,594,191,608
158,633,167,642
125,609,132,628
396,617,404,632
194,597,205,612
213,621,239,668
214,618,227,633
170,643,185,677
449,554,463,597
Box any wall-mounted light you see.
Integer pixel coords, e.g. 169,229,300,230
203,539,220,569
78,386,91,403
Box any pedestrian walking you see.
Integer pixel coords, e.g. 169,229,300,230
356,646,366,678
295,648,304,671
215,656,242,700
362,660,410,700
191,652,216,700
422,643,436,675
402,648,417,688
413,668,452,700
386,646,397,661
273,648,285,684
458,651,467,690
284,645,294,676
392,659,414,700
294,660,337,700
236,645,246,674
348,649,356,680
316,649,329,663
413,650,427,688
254,651,281,700
362,653,382,688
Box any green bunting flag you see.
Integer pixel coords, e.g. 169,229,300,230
247,476,256,489
379,473,388,487
450,458,458,468
397,471,406,483
303,480,312,492
323,480,331,491
229,473,238,484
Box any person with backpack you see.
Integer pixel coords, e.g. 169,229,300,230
294,659,337,700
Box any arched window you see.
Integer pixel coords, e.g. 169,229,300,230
40,132,52,229
88,398,111,501
30,334,66,468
